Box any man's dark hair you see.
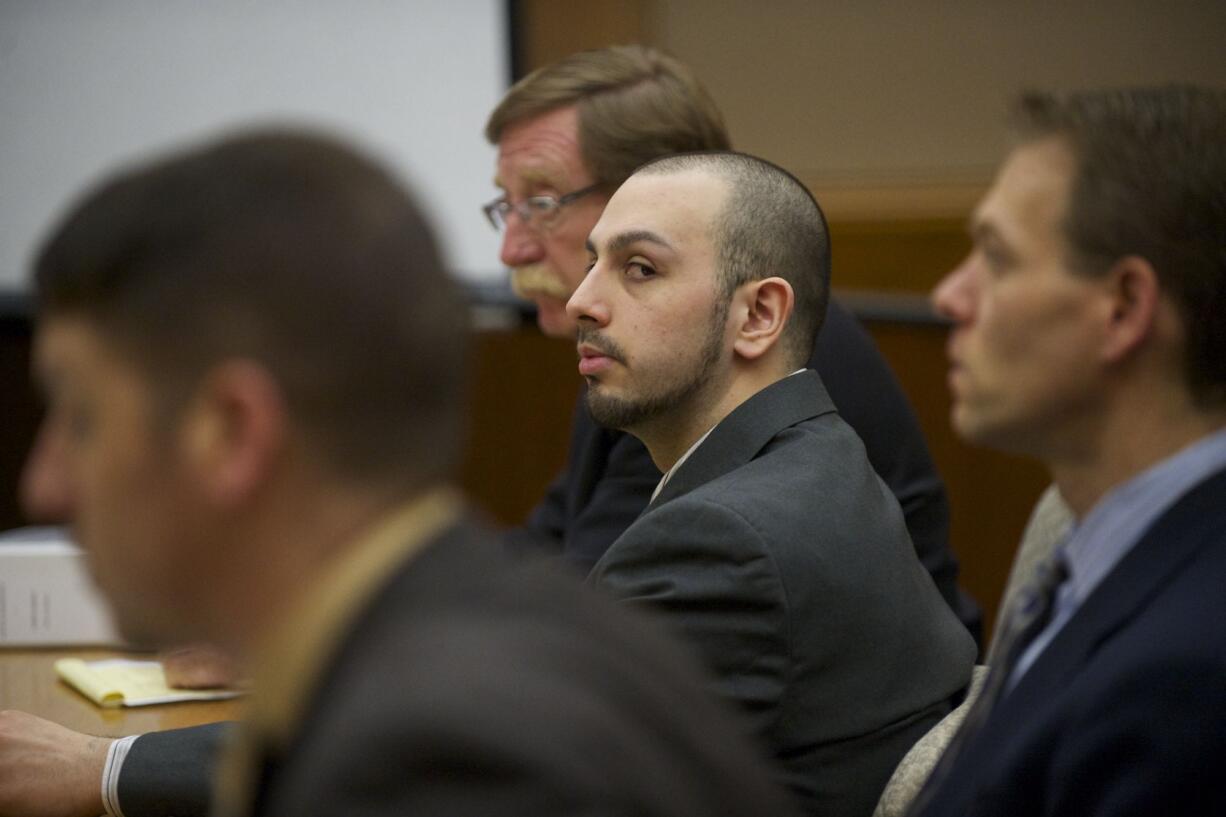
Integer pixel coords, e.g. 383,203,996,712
34,129,468,489
1011,85,1226,406
485,44,730,191
635,151,831,368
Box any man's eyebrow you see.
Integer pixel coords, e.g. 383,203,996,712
967,216,997,243
494,168,562,193
31,362,60,400
601,229,675,256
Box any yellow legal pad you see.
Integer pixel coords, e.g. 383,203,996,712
55,657,245,708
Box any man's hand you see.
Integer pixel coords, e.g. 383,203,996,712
0,710,108,817
160,644,241,689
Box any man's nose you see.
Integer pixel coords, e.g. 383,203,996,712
19,418,76,523
566,264,609,327
931,257,978,324
498,216,544,268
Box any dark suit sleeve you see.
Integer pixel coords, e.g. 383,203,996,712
590,498,789,735
116,722,232,817
814,299,982,644
509,396,660,573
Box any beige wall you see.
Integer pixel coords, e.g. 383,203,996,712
646,0,1226,218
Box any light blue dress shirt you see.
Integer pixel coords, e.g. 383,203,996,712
1008,425,1226,692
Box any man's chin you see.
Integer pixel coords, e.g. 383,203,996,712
950,403,986,445
951,404,1029,456
586,387,651,432
106,592,190,649
113,611,175,651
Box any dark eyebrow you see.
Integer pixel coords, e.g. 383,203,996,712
967,217,998,244
32,361,61,401
589,229,675,258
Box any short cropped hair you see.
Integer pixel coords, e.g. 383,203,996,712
34,129,468,489
636,152,831,368
485,44,730,189
1010,85,1226,406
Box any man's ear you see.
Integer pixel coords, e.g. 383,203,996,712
732,277,794,361
180,361,287,507
1099,255,1161,364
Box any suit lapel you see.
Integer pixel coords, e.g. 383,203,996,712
999,464,1226,715
649,370,836,510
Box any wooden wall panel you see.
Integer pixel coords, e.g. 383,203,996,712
647,0,1225,222
457,329,580,525
516,0,647,74
863,321,1050,639
829,218,970,294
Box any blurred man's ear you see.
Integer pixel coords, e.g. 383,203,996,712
1098,255,1161,365
182,361,287,507
732,277,793,362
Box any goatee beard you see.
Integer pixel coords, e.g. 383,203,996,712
581,301,727,432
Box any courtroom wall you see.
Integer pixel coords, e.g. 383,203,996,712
653,0,1223,226
514,0,1224,638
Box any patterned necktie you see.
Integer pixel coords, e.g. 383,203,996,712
906,549,1070,816
986,549,1071,699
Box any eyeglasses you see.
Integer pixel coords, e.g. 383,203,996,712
482,183,603,232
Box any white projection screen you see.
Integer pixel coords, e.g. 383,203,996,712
0,1,509,292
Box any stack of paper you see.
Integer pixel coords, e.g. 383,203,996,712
55,657,245,708
0,528,120,645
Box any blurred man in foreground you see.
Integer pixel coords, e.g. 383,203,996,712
0,130,798,817
911,85,1226,816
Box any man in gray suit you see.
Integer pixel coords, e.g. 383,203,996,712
572,151,977,817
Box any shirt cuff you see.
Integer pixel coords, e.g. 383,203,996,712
100,734,140,817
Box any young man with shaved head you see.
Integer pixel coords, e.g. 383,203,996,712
571,151,975,817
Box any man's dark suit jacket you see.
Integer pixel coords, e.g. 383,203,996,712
912,465,1226,816
157,518,803,817
518,299,983,643
591,371,978,817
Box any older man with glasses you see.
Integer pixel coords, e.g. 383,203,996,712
486,46,981,641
